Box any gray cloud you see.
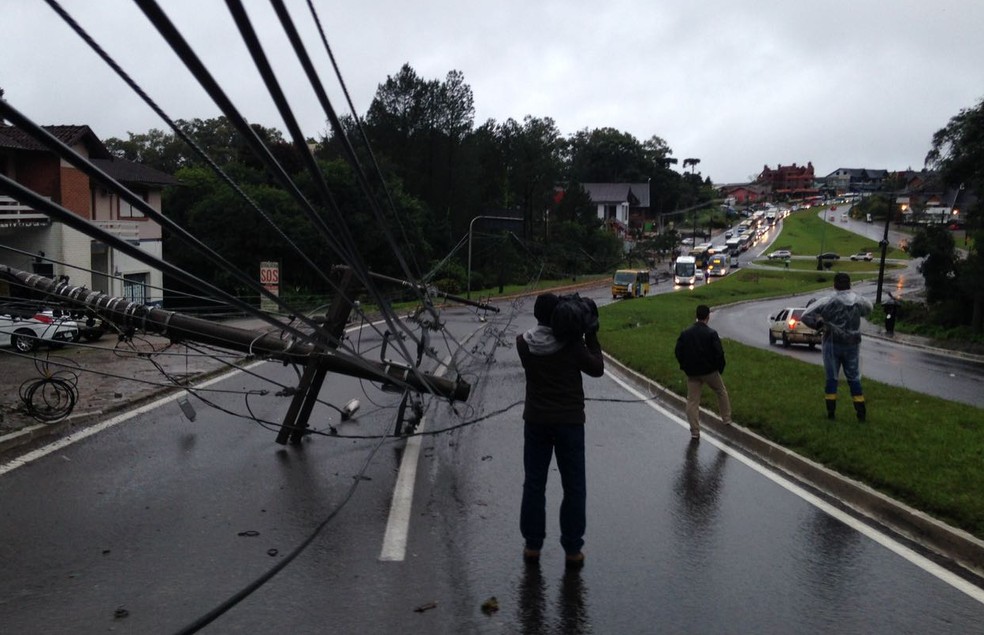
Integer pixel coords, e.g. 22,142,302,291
3,0,983,183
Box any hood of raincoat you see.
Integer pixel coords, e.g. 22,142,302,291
522,325,566,355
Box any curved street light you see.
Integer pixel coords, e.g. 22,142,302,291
467,215,523,299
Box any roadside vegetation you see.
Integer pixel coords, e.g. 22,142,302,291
762,207,909,260
597,267,984,539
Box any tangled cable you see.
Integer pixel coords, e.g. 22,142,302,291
18,358,81,423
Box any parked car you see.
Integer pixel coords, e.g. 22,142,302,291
0,307,79,353
768,307,821,349
850,251,874,261
767,249,792,260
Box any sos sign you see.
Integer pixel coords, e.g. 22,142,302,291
260,262,280,286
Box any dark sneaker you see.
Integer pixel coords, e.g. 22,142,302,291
523,547,541,563
565,552,585,569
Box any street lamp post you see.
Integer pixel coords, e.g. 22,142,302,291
817,205,830,270
874,192,899,305
467,215,522,299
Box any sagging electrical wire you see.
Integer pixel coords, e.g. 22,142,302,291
217,1,438,391
301,0,425,281
40,0,397,353
172,413,393,635
34,2,468,398
39,1,368,343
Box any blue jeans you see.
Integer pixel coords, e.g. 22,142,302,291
520,422,586,555
822,339,863,398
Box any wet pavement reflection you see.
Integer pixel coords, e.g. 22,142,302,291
516,562,589,635
673,439,729,536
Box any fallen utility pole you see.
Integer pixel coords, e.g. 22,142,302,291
1,265,471,405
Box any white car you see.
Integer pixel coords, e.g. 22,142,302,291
768,307,821,348
0,307,79,353
767,249,792,260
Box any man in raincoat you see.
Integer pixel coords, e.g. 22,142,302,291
801,273,874,421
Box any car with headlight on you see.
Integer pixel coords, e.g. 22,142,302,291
768,306,821,349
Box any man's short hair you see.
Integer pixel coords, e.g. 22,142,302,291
533,293,560,325
834,272,851,291
696,304,711,321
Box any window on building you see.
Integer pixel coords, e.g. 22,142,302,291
123,272,149,304
119,188,148,219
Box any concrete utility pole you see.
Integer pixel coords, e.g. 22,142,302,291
1,265,472,440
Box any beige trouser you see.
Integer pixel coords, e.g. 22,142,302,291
685,372,732,435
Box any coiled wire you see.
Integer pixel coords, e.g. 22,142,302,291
18,358,80,423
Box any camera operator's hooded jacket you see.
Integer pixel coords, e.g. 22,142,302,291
517,326,604,425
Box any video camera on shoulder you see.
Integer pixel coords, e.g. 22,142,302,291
551,293,599,341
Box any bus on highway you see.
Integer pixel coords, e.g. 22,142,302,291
706,253,731,277
673,256,697,286
611,269,650,299
689,245,711,269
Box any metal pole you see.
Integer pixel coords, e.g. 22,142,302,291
467,216,477,300
875,192,895,305
817,205,829,270
466,215,522,300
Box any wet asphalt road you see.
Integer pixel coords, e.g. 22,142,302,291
1,298,983,633
711,285,984,409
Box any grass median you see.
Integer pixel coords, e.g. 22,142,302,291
597,267,984,540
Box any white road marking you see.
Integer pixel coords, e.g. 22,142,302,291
378,321,485,562
606,370,984,606
379,416,426,561
0,363,259,476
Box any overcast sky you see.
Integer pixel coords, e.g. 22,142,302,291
3,0,983,184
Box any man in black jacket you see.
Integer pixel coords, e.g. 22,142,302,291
517,293,604,568
674,304,732,440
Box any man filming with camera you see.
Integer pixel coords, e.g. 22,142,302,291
517,292,604,569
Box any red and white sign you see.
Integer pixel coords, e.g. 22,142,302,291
260,261,279,310
259,262,280,288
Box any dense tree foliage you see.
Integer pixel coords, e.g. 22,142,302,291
105,65,714,299
925,97,984,332
907,225,958,304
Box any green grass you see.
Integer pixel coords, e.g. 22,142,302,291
598,268,984,539
767,208,909,260
467,274,609,299
755,258,906,273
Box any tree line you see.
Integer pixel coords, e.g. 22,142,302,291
102,64,713,301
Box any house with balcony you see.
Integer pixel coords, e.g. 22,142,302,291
0,124,176,305
582,182,651,236
823,167,890,194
